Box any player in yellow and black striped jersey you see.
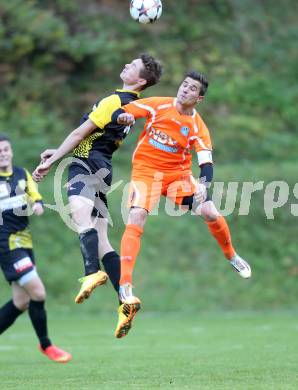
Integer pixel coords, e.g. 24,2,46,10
33,54,163,306
0,134,71,363
0,139,43,279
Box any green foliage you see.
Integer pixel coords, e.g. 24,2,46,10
1,0,297,163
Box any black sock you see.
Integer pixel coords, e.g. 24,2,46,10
102,251,120,294
79,228,101,276
28,300,51,350
0,300,23,334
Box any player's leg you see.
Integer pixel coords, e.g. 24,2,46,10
175,175,251,278
94,217,120,295
115,207,145,339
199,200,251,278
119,172,162,297
184,193,251,278
69,194,108,303
93,187,121,295
67,159,109,303
17,274,50,349
199,200,235,258
21,274,72,363
119,174,155,299
70,194,102,272
0,282,28,335
0,250,31,334
115,171,162,338
119,206,147,297
115,176,155,338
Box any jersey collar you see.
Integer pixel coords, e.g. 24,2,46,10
116,89,141,97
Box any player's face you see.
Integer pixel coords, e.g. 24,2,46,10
177,77,204,107
120,58,146,86
0,141,13,170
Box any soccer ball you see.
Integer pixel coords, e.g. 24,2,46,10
130,0,162,24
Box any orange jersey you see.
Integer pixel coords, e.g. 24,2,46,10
123,97,213,172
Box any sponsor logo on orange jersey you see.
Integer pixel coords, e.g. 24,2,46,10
148,127,177,146
180,126,189,136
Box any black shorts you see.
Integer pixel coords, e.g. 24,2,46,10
0,248,35,283
67,157,113,218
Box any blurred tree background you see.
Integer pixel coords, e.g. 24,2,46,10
0,0,297,312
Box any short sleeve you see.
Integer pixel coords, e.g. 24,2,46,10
89,94,122,129
123,97,171,119
25,169,42,203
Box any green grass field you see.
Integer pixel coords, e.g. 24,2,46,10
0,311,297,389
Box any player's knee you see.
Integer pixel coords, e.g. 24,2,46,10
72,213,93,232
29,285,47,301
128,207,148,227
31,292,46,302
70,198,93,231
202,209,218,221
13,295,30,311
200,201,220,221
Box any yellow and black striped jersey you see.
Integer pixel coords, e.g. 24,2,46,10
0,166,42,252
73,89,140,159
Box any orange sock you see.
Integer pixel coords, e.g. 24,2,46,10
120,224,144,285
205,216,236,260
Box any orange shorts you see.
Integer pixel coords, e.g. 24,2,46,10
128,167,197,212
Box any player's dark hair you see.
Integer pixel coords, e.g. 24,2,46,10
139,53,163,90
185,71,209,96
0,134,11,143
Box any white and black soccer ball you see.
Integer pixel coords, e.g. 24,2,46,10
130,0,162,24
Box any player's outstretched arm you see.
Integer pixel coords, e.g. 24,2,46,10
32,119,97,182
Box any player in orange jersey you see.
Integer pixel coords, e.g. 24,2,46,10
112,71,251,338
